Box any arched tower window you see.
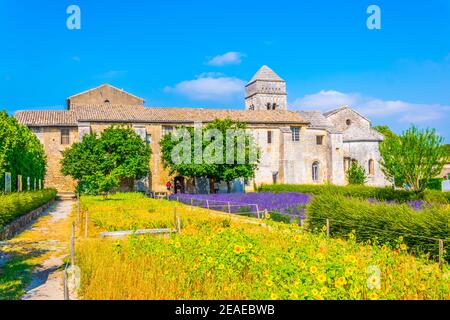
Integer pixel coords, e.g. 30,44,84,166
272,103,277,110
266,103,271,110
368,159,375,175
312,162,319,182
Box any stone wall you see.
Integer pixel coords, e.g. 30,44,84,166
326,108,371,133
36,127,78,192
0,200,55,240
343,141,388,187
68,85,143,107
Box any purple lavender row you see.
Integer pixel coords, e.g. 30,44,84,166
169,192,311,218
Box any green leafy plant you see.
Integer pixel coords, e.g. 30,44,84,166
0,189,57,229
347,162,367,185
379,126,449,192
61,126,151,195
0,111,46,192
160,118,260,193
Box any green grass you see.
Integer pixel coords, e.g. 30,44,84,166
0,254,33,300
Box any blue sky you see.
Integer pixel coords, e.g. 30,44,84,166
1,0,449,140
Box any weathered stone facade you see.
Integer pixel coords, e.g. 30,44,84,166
67,84,144,109
16,68,389,193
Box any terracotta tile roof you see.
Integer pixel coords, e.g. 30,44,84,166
342,126,384,142
15,110,78,126
68,84,145,102
297,110,340,133
15,104,309,126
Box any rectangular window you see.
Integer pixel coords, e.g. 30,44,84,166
267,131,272,144
163,126,174,136
316,135,324,145
61,128,70,145
291,127,300,142
146,134,152,145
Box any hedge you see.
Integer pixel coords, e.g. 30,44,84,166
424,178,443,191
258,184,450,204
0,189,57,229
305,192,450,262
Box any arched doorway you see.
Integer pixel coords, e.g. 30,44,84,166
174,176,185,194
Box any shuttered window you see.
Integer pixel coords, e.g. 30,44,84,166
61,129,70,145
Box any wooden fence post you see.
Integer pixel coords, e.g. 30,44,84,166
326,219,330,237
173,207,177,230
438,239,444,269
255,205,260,219
177,216,181,234
85,209,89,238
228,202,231,214
77,193,80,223
64,268,69,300
206,200,210,213
71,222,75,267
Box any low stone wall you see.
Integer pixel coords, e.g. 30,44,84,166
0,200,56,241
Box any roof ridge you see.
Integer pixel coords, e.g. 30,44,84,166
248,65,284,83
67,84,145,101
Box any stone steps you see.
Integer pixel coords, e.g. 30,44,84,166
57,192,76,200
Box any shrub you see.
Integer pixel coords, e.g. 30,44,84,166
423,178,443,191
347,162,367,185
258,183,450,204
0,189,57,229
305,192,450,261
268,210,291,224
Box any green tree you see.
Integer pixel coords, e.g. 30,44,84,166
347,162,367,185
374,125,404,187
445,144,450,157
374,125,399,140
379,126,449,192
61,126,151,195
0,111,46,192
160,118,260,193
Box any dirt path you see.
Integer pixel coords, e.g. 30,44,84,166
0,200,76,300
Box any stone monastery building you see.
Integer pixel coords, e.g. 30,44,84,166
15,66,388,193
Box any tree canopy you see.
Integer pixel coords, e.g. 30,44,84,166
379,125,449,192
61,126,151,195
160,118,260,192
0,111,46,192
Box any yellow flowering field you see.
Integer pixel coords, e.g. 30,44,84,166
76,193,450,300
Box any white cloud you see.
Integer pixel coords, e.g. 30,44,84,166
206,52,245,66
94,70,126,79
291,90,449,124
164,74,246,101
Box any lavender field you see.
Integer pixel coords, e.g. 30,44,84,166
169,191,430,224
170,192,311,221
